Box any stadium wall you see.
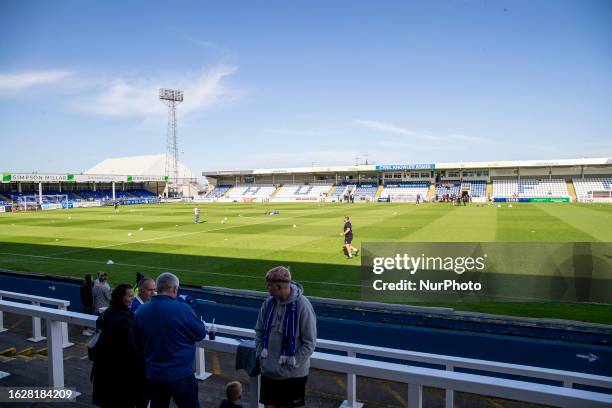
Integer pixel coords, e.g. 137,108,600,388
1,270,611,378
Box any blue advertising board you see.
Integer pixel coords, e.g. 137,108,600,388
376,164,435,171
494,198,534,203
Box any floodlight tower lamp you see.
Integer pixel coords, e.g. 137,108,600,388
159,88,183,187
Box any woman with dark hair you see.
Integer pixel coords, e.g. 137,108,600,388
92,283,146,408
81,274,94,313
80,274,95,336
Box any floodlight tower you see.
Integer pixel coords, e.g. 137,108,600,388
159,88,184,186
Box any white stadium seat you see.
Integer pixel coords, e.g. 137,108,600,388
492,179,569,198
572,178,612,201
273,184,332,201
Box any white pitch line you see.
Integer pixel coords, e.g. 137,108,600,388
0,252,361,288
53,231,203,256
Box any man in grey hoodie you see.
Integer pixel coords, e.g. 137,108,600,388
255,266,317,408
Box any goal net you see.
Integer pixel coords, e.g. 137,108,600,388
14,194,69,211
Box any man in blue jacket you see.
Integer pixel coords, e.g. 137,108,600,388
135,272,207,408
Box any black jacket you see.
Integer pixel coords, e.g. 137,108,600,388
219,400,243,408
92,304,145,407
80,281,94,314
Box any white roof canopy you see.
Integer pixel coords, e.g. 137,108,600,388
87,154,194,178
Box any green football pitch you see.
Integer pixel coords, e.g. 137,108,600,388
1,202,611,324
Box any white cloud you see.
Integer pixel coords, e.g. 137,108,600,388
353,119,490,143
182,36,221,51
260,128,341,138
181,65,238,115
209,149,361,169
0,70,72,90
352,119,416,137
77,65,238,118
378,140,462,151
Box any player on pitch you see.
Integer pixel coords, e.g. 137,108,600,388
341,215,358,258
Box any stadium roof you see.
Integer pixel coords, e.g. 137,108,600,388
87,154,195,178
202,157,612,177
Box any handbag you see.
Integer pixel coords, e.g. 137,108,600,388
87,329,103,361
87,315,105,362
235,339,261,377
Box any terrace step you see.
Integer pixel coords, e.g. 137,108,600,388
566,180,577,202
270,185,280,198
326,185,336,199
0,347,17,357
427,184,436,201
16,347,34,357
222,186,235,198
0,355,15,363
374,185,384,200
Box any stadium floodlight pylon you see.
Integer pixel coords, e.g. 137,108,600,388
159,88,184,189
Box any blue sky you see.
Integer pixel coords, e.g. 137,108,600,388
1,0,611,174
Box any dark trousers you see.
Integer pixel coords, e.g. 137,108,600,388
136,390,150,408
149,374,199,408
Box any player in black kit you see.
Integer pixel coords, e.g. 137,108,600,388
341,215,359,259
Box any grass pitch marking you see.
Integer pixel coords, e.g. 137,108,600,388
49,213,302,256
0,252,360,288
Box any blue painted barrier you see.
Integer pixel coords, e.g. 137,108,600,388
0,272,611,383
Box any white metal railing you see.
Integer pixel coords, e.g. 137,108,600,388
1,300,611,408
0,290,73,348
197,336,612,408
210,324,612,408
0,300,95,388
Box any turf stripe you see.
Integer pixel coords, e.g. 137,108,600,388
0,252,361,288
495,203,598,242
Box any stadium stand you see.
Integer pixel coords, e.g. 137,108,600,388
102,190,133,199
435,181,486,198
329,184,351,201
75,190,105,200
206,185,232,198
573,178,612,201
468,181,487,197
436,183,461,197
353,184,378,199
0,192,23,201
273,184,332,201
0,189,158,203
131,189,157,198
380,182,430,202
80,189,157,200
492,179,569,198
0,192,66,203
226,185,276,200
